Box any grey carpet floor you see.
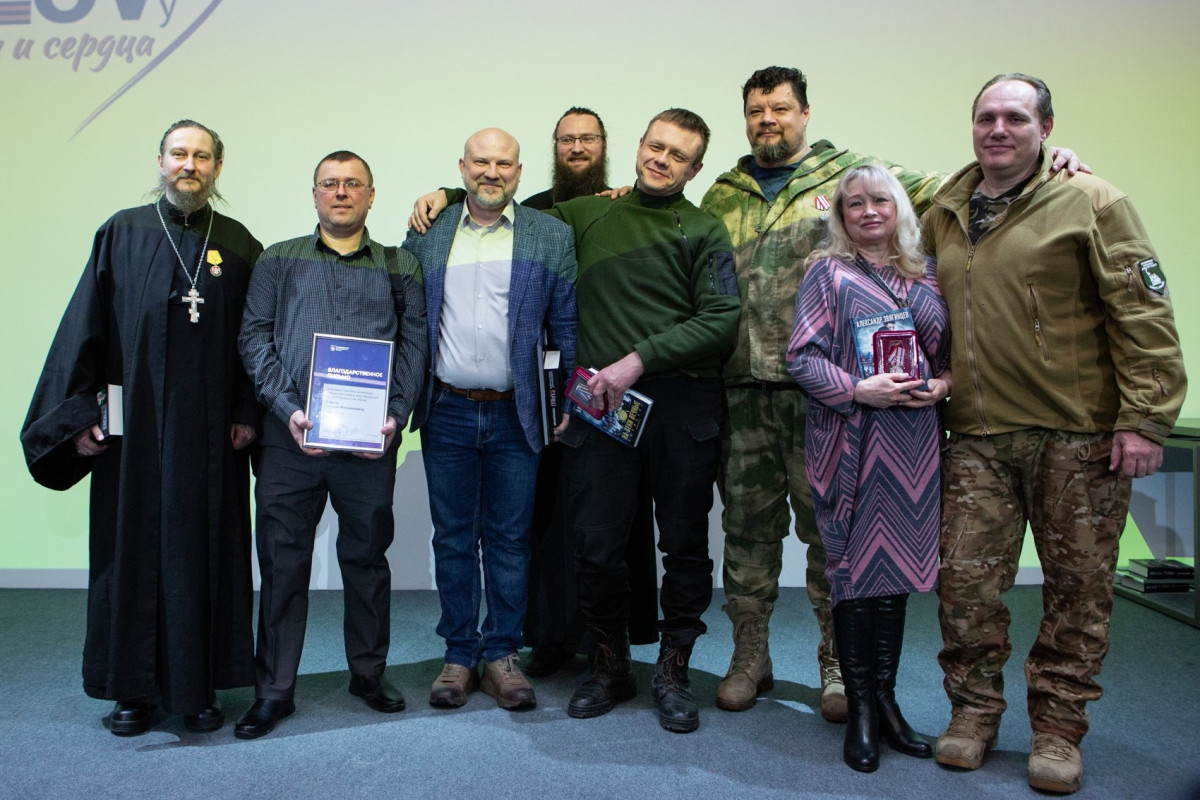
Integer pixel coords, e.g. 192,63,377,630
1,587,1197,799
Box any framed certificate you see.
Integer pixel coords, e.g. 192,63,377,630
303,333,393,453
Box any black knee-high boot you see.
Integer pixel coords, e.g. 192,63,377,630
874,593,932,758
831,598,879,772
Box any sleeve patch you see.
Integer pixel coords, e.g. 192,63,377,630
1138,257,1166,294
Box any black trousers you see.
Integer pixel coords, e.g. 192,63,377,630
561,376,722,647
252,415,396,701
525,441,660,649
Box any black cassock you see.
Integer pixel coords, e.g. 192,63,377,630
21,200,262,715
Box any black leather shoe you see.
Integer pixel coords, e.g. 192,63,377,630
234,698,295,740
525,643,575,678
184,699,224,733
109,700,154,736
349,674,406,713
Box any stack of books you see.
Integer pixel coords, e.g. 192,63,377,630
1116,558,1195,594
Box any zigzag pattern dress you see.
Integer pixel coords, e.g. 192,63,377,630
787,255,950,605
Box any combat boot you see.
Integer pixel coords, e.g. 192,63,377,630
816,604,847,722
1028,732,1082,794
567,628,636,719
935,712,1000,770
716,598,774,711
653,639,699,733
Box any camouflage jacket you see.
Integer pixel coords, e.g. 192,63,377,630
701,140,942,385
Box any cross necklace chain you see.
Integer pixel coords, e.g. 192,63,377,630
155,197,214,323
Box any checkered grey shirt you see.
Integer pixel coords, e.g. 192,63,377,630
239,226,428,425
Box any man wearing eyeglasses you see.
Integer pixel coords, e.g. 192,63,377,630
520,108,661,680
407,110,739,733
522,107,611,211
234,150,428,739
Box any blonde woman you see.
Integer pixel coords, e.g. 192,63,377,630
787,164,951,772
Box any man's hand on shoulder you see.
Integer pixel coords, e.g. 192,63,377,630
408,191,448,234
1048,146,1091,177
596,186,633,201
1111,430,1163,479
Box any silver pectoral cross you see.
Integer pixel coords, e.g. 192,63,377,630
182,286,205,323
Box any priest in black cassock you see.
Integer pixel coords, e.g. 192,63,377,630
20,120,263,736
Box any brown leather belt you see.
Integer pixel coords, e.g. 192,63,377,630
435,379,514,401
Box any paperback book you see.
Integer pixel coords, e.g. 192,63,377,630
565,366,653,447
851,307,922,381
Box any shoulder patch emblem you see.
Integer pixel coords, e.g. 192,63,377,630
1138,257,1166,294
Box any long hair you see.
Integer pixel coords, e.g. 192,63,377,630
806,164,925,278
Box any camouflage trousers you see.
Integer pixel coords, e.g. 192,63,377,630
719,385,834,655
938,429,1130,744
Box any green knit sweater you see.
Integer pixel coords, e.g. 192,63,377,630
546,188,740,380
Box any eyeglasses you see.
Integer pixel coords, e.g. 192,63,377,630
555,134,604,146
316,178,370,193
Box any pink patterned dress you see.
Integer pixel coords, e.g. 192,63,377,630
787,255,950,605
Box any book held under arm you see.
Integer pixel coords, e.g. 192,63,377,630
537,333,562,446
97,384,123,437
565,366,653,447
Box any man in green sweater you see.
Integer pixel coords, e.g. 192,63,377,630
406,109,740,732
547,109,740,734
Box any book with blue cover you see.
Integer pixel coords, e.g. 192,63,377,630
851,306,919,379
564,366,653,447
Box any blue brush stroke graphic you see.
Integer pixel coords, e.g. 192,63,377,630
71,0,223,139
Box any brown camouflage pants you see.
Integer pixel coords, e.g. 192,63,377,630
938,429,1130,743
719,385,834,656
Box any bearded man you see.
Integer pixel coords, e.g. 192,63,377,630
522,107,611,210
22,119,262,736
518,108,661,678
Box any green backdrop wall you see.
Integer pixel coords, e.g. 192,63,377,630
2,0,1196,585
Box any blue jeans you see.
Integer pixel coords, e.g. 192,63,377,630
421,387,540,666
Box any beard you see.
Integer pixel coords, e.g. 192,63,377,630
551,154,609,202
157,172,221,215
751,132,801,166
469,181,516,211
